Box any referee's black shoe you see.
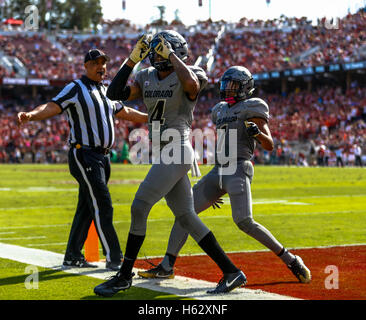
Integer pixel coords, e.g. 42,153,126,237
106,260,122,271
63,257,98,268
94,272,134,297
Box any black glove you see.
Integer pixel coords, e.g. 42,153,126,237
212,198,224,209
244,121,261,137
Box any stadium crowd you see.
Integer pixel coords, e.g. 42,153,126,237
0,8,365,166
1,84,365,166
0,9,364,80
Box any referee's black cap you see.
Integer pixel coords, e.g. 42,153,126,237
84,49,110,63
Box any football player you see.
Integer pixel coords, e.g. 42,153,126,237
94,32,246,297
138,66,312,284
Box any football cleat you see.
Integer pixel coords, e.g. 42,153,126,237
207,270,247,294
137,264,175,279
63,258,98,268
94,272,134,297
288,255,311,283
106,261,122,271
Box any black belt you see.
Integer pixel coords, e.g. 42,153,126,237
71,143,110,155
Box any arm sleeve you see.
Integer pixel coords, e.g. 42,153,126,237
51,82,78,113
106,63,133,101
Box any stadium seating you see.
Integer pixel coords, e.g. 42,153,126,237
0,8,365,165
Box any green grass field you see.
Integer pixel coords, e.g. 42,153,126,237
0,164,365,300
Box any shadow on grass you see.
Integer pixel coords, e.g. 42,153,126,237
0,269,82,287
81,287,186,301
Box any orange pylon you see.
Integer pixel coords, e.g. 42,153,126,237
84,221,100,262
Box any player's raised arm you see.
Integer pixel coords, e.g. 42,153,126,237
106,34,151,101
17,101,62,127
153,35,200,100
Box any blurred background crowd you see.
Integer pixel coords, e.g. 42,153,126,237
0,6,365,167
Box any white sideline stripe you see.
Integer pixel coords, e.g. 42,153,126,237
72,148,111,262
0,242,298,300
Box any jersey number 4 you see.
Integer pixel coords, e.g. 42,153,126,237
150,99,166,125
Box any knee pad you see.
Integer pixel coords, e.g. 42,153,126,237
176,212,194,231
129,199,152,236
176,212,210,243
236,217,256,234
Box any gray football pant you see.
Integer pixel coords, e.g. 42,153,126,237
130,162,210,243
166,160,284,256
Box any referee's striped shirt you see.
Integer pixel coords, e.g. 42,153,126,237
51,75,124,149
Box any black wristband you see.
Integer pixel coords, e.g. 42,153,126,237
106,63,133,101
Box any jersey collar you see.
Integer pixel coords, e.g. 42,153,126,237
81,75,102,87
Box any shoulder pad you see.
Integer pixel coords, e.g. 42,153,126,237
242,98,269,121
211,102,225,124
189,65,208,89
135,67,154,86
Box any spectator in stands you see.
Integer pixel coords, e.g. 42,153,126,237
335,147,344,167
354,143,363,167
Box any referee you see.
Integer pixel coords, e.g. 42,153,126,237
17,49,148,270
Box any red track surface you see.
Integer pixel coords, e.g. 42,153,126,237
135,245,366,300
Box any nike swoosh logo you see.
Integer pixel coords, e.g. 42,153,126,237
170,83,178,87
226,274,242,287
156,272,170,277
113,285,129,290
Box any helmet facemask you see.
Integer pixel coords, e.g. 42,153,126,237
149,38,173,72
220,75,255,105
149,31,188,72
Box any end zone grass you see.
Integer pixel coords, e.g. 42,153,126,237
0,258,182,300
0,164,365,299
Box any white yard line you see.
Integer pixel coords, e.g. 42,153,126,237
0,187,78,192
0,236,46,240
26,242,68,247
0,242,298,300
0,208,365,231
1,193,365,211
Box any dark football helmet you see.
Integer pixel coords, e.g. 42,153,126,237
220,66,255,104
149,30,188,71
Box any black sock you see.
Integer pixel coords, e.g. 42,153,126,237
120,232,145,277
277,247,296,265
277,247,286,257
167,253,177,268
198,231,239,274
161,253,177,271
